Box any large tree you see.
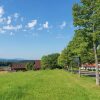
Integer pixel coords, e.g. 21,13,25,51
73,0,100,85
58,30,94,70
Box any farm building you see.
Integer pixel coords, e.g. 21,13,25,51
34,60,41,70
11,63,26,71
81,63,100,70
0,66,11,71
11,60,41,71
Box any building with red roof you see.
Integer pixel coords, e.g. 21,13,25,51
11,60,41,71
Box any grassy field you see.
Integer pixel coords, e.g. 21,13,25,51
0,70,100,100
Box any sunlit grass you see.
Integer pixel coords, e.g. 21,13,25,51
0,70,100,100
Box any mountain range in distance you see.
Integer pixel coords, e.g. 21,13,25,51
0,58,26,62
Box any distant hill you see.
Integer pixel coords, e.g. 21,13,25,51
0,58,25,62
0,58,35,63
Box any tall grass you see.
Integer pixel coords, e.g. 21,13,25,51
0,70,100,100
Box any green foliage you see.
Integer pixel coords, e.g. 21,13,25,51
59,0,100,69
73,0,100,63
26,62,34,70
58,48,69,69
41,56,49,69
73,0,100,42
41,53,61,69
72,0,100,85
97,49,100,62
59,32,94,68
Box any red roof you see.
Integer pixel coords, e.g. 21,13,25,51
82,63,100,67
34,60,41,70
11,63,26,70
11,60,41,70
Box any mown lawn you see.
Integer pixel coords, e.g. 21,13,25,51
0,70,100,100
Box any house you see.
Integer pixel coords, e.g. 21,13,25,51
81,63,100,70
0,66,11,71
11,60,41,71
11,63,26,71
34,60,41,70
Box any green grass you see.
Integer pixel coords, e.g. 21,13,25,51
0,70,100,100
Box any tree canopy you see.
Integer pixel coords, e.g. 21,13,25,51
41,53,61,69
59,1,100,84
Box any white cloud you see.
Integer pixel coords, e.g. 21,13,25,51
37,21,52,31
3,24,22,31
27,20,37,28
43,21,49,29
60,21,66,29
0,17,6,23
14,13,19,18
7,16,12,24
0,7,25,34
0,7,5,24
0,6,4,17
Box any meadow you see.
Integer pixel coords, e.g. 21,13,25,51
0,70,100,100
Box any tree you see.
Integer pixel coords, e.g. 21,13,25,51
72,30,94,64
26,62,35,70
58,48,69,69
41,56,50,69
73,0,100,85
41,53,60,69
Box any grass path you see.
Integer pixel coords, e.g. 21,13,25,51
0,70,100,100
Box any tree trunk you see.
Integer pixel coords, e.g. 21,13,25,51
93,42,100,86
79,67,81,77
78,60,81,77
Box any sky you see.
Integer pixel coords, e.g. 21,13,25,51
0,0,80,60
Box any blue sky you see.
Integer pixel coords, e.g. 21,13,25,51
0,0,80,59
